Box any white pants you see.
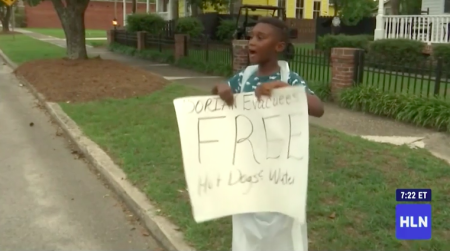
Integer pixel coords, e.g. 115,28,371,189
232,212,308,251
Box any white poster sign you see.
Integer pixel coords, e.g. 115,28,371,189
173,86,310,223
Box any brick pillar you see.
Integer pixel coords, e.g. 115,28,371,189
174,34,187,62
137,31,146,50
232,39,249,73
107,30,115,45
330,47,359,101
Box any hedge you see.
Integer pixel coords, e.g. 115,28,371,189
317,34,372,53
340,85,450,132
126,13,166,35
175,17,204,38
368,39,426,72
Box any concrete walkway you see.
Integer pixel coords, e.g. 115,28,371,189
15,29,450,163
0,60,162,250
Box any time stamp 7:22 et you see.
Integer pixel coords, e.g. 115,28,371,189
396,189,432,202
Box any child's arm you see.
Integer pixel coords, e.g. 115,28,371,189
288,72,324,118
212,71,243,105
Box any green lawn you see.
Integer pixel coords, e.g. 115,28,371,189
25,28,107,39
60,83,450,251
0,34,65,64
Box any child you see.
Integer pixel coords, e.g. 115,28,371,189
212,17,324,251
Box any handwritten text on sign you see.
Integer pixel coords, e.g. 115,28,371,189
173,86,309,223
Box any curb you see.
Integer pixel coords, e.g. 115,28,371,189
0,50,195,251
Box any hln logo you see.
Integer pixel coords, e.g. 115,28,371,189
396,204,432,240
399,216,428,228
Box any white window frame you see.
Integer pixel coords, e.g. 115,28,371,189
295,0,304,19
313,0,321,19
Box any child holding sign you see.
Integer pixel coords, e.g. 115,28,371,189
212,17,324,251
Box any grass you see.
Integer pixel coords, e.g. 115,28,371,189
0,34,66,64
25,28,107,39
60,83,450,251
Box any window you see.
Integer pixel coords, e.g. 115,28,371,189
162,0,168,12
445,0,450,13
295,0,304,19
313,1,321,19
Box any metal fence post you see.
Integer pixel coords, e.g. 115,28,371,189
158,34,162,52
353,50,365,85
434,58,443,96
205,35,209,61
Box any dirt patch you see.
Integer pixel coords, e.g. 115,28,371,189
15,58,168,103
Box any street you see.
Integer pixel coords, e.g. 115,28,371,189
0,61,162,250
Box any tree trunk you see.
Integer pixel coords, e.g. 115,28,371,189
390,0,400,15
132,0,136,13
0,6,12,32
191,4,199,16
51,0,90,60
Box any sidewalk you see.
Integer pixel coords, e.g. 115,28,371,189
15,29,450,163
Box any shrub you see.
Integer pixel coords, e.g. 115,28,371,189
126,14,165,35
317,34,371,53
340,85,450,132
216,19,235,41
308,81,331,101
433,44,450,72
367,39,425,70
175,17,204,38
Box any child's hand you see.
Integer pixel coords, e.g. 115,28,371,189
255,81,289,99
212,83,234,105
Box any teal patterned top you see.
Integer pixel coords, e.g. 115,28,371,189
227,70,314,94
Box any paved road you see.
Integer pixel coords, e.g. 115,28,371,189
0,62,162,250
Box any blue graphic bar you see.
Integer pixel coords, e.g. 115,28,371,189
396,204,432,240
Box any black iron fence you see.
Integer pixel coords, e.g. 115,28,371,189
290,48,330,83
114,31,137,47
186,36,232,66
112,30,449,99
144,33,175,53
354,50,449,99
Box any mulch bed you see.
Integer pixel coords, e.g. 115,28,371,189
15,58,168,103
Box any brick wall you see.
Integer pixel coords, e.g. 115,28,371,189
25,1,156,30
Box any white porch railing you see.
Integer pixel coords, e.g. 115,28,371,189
156,12,170,20
383,15,450,44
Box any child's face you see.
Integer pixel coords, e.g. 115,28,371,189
248,23,286,65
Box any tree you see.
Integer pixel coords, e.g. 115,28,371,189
27,0,90,60
187,0,228,16
132,0,136,13
0,2,12,33
332,0,376,25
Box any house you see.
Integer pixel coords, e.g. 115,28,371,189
176,0,335,19
421,0,450,15
375,0,450,44
373,0,405,15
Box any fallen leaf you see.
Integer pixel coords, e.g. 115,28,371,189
329,212,336,219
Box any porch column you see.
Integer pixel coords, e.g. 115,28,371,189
168,0,173,20
374,0,385,40
146,0,150,13
155,0,159,13
122,0,127,26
